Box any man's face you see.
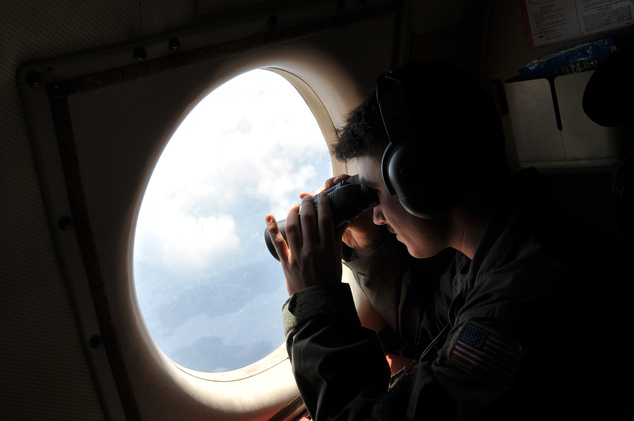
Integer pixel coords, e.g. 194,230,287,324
356,155,449,259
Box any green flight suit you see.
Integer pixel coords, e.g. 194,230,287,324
283,168,632,420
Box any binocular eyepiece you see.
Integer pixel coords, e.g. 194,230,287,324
264,175,378,261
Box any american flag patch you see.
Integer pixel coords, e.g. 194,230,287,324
450,321,523,389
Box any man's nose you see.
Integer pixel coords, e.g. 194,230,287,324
373,206,386,226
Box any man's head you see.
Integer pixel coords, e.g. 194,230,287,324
334,61,507,212
333,61,508,257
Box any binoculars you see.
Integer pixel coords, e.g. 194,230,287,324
264,175,378,261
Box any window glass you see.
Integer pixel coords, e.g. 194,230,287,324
133,69,333,373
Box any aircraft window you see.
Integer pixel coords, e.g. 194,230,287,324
133,69,333,373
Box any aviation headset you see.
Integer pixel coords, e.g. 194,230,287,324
375,66,468,220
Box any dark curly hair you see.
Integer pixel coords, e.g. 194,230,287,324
332,90,388,162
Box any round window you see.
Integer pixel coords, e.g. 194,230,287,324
133,69,333,373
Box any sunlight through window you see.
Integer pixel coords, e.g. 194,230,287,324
133,69,333,373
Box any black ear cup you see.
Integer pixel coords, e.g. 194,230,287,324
377,70,461,219
382,135,463,219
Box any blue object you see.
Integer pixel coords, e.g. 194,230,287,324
519,39,616,79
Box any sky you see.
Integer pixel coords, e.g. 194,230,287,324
133,69,333,373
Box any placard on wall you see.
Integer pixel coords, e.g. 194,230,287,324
521,0,634,49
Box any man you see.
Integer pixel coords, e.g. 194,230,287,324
265,61,631,420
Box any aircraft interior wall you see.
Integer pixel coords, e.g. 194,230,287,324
1,0,632,420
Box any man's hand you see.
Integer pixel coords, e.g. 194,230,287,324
265,193,344,295
312,175,383,256
265,174,384,295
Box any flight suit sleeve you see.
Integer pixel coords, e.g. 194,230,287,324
282,283,391,421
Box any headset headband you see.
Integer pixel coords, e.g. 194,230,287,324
376,72,418,196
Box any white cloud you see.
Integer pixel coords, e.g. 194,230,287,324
160,213,239,273
135,69,332,268
134,189,240,278
133,68,334,372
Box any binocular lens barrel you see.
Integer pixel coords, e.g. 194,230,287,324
264,175,378,261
